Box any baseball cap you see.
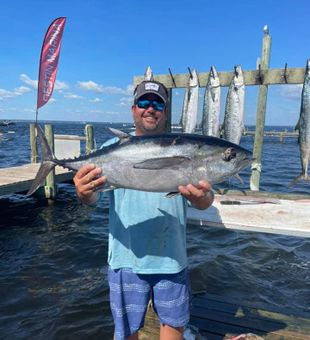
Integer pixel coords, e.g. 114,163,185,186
134,80,168,104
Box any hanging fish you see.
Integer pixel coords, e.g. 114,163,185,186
182,69,199,133
223,65,245,144
144,66,153,81
179,87,188,126
290,59,310,185
202,66,221,137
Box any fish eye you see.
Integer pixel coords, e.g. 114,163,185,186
222,147,236,161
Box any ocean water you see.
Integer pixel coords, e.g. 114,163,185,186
0,121,309,339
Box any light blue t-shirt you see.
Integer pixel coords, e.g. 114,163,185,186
102,135,188,274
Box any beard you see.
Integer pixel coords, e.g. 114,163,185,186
135,115,165,134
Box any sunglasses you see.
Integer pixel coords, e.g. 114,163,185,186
136,99,165,111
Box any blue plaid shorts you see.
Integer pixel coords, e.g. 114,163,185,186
108,267,190,340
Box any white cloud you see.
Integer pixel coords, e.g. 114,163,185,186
90,109,105,113
55,80,69,90
64,93,83,99
77,80,132,95
0,89,14,98
0,86,31,99
90,97,102,103
14,86,31,95
125,84,134,95
20,74,37,88
279,84,302,100
20,73,69,91
119,97,133,107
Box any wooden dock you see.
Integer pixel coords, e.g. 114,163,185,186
139,293,310,339
187,194,310,238
0,163,72,196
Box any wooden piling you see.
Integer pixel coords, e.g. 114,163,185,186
250,26,272,191
165,88,172,132
30,123,39,163
85,124,94,154
44,124,56,199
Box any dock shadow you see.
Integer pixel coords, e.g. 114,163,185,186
189,292,292,339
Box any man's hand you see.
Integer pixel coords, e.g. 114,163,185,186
178,180,214,210
73,164,106,205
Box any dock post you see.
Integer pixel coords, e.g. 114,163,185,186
165,89,172,132
30,123,39,163
279,132,284,143
44,124,56,199
85,124,94,154
250,26,271,191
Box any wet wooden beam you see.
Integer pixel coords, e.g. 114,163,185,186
250,26,272,191
134,67,305,88
139,294,310,340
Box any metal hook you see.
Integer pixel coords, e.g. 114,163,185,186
257,64,263,84
168,68,177,88
283,63,288,83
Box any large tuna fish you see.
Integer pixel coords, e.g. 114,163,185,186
27,124,252,196
223,65,245,144
202,66,221,137
291,59,310,185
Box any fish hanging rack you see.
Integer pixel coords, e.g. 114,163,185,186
133,25,309,192
134,65,305,88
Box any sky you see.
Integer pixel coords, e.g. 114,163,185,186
0,0,309,125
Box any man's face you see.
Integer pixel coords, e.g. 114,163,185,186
132,93,167,136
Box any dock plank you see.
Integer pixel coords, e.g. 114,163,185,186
139,293,310,340
187,195,310,237
0,164,73,196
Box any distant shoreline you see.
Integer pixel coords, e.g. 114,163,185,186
0,119,297,128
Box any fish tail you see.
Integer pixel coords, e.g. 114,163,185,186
26,124,57,196
288,174,310,187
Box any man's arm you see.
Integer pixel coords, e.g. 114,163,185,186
178,180,214,210
73,164,106,205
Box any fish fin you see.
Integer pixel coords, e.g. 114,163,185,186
133,156,191,170
26,124,57,196
26,161,55,196
289,174,310,187
294,118,300,132
166,192,180,198
234,174,244,184
109,128,131,144
36,123,56,161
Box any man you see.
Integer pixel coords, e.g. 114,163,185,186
73,80,214,340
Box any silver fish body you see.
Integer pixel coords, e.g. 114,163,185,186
179,87,189,126
291,59,310,184
182,69,199,133
144,66,153,81
202,66,221,137
27,125,252,195
223,65,245,144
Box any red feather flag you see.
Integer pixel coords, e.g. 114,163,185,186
37,17,66,110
